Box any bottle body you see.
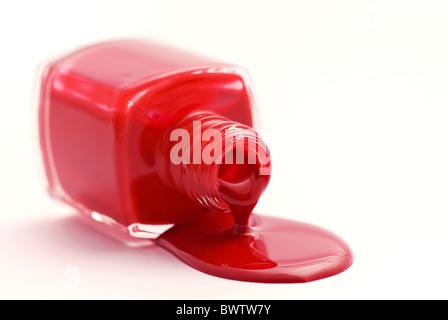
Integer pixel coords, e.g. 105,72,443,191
38,40,257,238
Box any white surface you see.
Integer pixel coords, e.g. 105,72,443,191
1,0,448,299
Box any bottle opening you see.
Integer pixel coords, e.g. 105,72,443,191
218,146,270,228
167,113,271,213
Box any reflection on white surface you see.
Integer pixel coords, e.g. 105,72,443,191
0,213,178,299
0,212,351,299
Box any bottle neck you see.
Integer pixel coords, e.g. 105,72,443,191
165,112,271,212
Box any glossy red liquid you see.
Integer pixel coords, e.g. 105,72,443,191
157,212,353,283
158,150,353,282
39,39,353,283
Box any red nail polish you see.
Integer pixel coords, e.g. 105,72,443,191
38,39,353,282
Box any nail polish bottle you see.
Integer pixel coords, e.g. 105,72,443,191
38,39,270,239
38,39,353,283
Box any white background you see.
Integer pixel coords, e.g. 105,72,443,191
1,0,448,299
